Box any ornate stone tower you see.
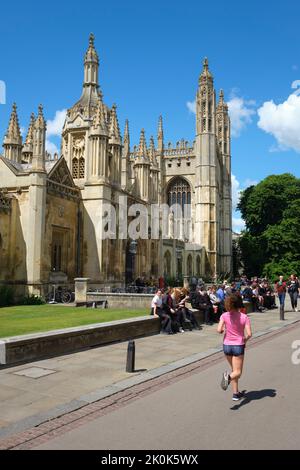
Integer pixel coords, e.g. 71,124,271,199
217,89,232,274
195,58,219,276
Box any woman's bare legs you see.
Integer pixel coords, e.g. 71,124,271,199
229,355,244,394
225,355,233,370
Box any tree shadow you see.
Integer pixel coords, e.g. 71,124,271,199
231,389,277,411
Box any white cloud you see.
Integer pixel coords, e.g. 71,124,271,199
46,139,59,156
257,90,300,153
231,174,241,211
45,109,66,156
227,96,256,137
231,175,258,233
47,109,67,137
186,100,196,114
232,217,245,233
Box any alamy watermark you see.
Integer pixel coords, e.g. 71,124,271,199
291,340,300,365
94,196,193,241
0,80,6,104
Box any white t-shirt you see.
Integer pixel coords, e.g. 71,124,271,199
151,295,162,309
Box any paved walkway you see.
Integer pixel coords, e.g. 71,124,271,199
0,300,299,441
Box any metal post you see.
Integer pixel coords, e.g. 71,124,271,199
126,340,135,373
280,304,285,321
49,284,58,304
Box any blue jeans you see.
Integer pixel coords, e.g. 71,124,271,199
278,293,286,306
223,344,245,356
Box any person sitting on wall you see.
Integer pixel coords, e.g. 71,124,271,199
193,286,214,325
162,288,183,333
209,285,223,321
177,287,201,330
150,289,174,334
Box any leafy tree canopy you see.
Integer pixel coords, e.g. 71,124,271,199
237,173,300,280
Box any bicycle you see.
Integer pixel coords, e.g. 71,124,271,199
45,285,74,304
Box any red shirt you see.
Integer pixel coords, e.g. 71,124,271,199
275,281,287,294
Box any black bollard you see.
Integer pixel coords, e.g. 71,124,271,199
280,304,285,321
126,340,135,373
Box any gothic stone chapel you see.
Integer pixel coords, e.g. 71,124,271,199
0,34,232,297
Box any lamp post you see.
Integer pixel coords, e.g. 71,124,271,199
176,247,182,286
129,240,138,284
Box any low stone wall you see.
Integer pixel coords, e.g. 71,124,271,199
85,292,153,310
0,316,160,366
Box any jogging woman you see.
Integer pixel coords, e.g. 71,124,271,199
217,294,252,401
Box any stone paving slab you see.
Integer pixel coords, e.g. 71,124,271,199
0,300,299,440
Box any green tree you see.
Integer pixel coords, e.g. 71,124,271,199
237,174,300,279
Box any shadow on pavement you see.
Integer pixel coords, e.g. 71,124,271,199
231,389,277,411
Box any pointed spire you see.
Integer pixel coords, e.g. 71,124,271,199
124,119,130,144
149,136,157,167
25,112,35,145
35,104,46,129
109,104,121,144
217,89,228,112
123,119,130,157
3,103,22,146
91,97,108,134
3,103,23,161
69,33,100,118
22,112,35,162
199,57,213,84
31,104,46,172
138,129,148,159
157,115,164,153
84,32,99,66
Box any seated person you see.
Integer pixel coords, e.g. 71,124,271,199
177,288,201,330
209,285,223,321
151,290,174,334
197,287,214,325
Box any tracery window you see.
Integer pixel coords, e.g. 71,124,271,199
79,157,85,179
167,177,191,212
72,158,79,179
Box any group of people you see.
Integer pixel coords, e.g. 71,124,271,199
150,287,201,335
274,274,300,313
150,273,299,402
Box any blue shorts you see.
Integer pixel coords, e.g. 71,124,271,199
223,344,245,356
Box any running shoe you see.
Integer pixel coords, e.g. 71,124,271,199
232,391,245,401
221,371,230,390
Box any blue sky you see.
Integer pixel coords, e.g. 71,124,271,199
1,0,300,231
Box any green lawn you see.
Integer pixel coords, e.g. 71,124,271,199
0,305,149,338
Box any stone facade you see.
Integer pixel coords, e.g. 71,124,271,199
0,34,232,296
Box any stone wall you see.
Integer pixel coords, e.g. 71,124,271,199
0,316,160,365
86,292,153,310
